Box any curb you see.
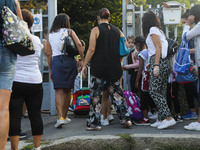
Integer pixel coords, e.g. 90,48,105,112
40,134,200,150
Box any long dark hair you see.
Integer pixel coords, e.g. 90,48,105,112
142,11,161,37
50,13,70,33
190,4,200,24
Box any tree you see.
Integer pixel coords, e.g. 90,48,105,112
57,0,122,48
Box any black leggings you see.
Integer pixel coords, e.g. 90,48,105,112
9,82,43,136
167,82,180,114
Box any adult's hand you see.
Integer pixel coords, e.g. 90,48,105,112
78,60,83,72
82,66,87,78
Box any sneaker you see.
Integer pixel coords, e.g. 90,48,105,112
107,114,114,122
65,117,71,124
55,117,66,128
19,132,27,139
184,122,200,131
157,118,176,129
182,110,198,120
148,112,153,117
174,115,183,123
150,120,162,128
149,111,158,120
101,115,109,126
132,118,150,126
31,146,41,150
86,124,102,131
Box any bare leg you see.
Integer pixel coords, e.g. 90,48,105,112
33,135,42,148
102,90,109,119
22,102,27,115
55,89,64,118
190,108,196,113
143,109,148,119
62,88,71,119
107,99,111,116
10,136,20,150
0,89,11,150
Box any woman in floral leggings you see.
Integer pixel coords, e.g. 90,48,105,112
82,8,132,131
87,76,131,130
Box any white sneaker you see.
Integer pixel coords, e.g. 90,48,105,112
101,115,109,126
65,117,71,124
184,122,200,131
55,117,66,128
32,146,41,150
157,118,176,129
150,120,162,128
107,114,114,122
148,112,153,117
149,112,158,120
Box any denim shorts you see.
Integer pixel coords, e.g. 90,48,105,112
0,41,17,90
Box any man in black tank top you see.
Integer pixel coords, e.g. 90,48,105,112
82,8,132,131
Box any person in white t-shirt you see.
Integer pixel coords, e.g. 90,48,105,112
9,9,43,150
182,4,200,131
142,11,176,129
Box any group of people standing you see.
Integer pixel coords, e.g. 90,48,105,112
1,1,200,150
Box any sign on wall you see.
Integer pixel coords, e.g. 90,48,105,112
31,14,43,32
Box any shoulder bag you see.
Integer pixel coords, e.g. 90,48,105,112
119,36,130,57
1,0,35,56
60,29,79,57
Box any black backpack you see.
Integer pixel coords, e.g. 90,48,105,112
167,38,179,58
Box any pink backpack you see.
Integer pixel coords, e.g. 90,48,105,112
124,91,143,120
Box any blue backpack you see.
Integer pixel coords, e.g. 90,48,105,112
174,33,190,73
174,33,198,83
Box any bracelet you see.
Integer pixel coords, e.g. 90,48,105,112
153,64,159,66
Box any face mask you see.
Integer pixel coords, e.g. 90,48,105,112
128,46,135,51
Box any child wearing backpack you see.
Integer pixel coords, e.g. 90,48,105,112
180,10,198,120
167,55,183,123
134,36,157,125
122,36,139,93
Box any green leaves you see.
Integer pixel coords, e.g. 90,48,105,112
57,0,122,48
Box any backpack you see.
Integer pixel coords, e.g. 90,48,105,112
123,91,143,120
167,38,179,58
175,60,198,83
174,33,198,83
159,28,178,58
73,88,90,116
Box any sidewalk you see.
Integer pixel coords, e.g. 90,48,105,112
6,112,200,150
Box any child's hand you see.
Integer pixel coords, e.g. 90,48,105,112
122,65,127,71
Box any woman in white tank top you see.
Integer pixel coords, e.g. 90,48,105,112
47,13,84,129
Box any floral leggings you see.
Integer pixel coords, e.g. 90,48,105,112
87,76,130,127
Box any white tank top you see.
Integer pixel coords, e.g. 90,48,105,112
49,28,67,57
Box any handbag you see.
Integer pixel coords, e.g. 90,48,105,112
1,0,35,56
119,37,130,57
60,29,79,57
